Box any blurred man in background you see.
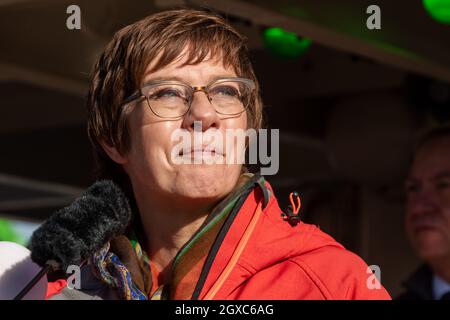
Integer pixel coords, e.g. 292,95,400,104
398,126,450,300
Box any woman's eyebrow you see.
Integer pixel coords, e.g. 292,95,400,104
142,75,185,84
142,74,236,86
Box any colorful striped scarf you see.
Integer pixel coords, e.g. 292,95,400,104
90,173,259,300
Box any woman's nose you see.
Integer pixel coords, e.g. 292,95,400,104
182,91,220,132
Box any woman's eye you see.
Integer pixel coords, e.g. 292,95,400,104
151,88,183,99
211,85,239,97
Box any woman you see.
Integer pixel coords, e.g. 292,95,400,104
47,9,390,300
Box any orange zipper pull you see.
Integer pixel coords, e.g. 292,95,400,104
281,191,302,226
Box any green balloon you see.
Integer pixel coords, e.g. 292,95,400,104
0,219,24,244
263,27,311,59
423,0,450,24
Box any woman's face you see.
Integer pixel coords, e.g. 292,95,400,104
118,52,248,206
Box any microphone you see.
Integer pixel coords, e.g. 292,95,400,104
14,180,132,300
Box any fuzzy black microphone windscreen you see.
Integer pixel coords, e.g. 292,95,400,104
30,180,132,271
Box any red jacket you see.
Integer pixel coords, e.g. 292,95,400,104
47,178,391,300
196,181,391,300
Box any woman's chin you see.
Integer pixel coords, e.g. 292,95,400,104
173,165,239,200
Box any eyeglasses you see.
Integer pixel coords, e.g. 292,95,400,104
120,77,255,119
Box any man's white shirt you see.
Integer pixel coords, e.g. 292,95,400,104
432,274,450,300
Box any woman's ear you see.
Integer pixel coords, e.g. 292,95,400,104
99,140,128,165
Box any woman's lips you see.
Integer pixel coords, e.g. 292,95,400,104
179,148,224,156
177,148,226,164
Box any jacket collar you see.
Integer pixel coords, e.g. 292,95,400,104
167,172,267,299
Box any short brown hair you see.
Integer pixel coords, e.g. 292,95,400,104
86,9,264,190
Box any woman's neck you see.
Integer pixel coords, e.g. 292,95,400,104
132,186,215,283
